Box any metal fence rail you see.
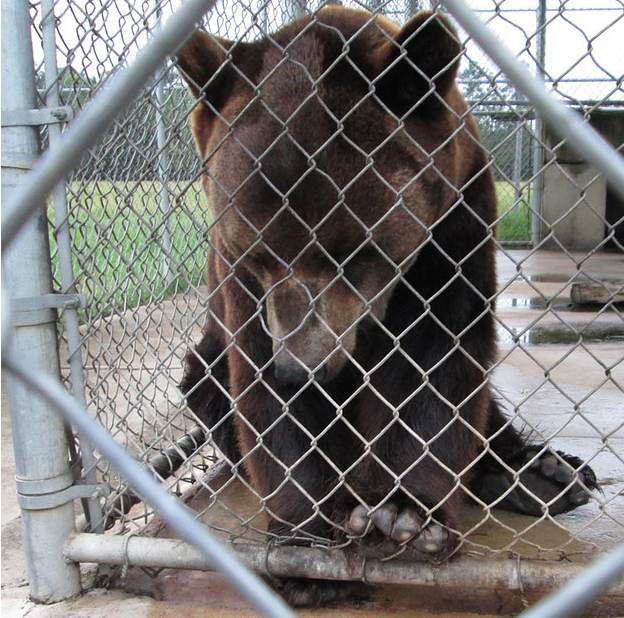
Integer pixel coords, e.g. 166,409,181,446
1,352,296,618
2,0,623,615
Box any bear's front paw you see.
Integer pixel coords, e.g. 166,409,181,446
475,446,598,517
518,448,597,514
345,503,459,561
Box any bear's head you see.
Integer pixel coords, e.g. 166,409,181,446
176,8,471,384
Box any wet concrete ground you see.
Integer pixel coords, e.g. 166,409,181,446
2,249,623,617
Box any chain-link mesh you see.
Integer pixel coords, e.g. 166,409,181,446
28,0,623,588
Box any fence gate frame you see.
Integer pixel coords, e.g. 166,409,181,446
2,0,624,616
1,0,82,602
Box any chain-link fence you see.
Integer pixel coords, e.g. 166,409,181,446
3,0,624,613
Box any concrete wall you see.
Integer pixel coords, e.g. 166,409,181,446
541,111,623,250
541,163,607,250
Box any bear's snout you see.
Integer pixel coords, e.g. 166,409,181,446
273,350,327,385
263,275,359,383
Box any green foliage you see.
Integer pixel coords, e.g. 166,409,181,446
40,65,200,182
460,60,535,184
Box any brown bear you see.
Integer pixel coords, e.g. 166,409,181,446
176,7,597,606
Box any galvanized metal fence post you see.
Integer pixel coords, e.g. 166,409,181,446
154,0,175,289
530,0,547,247
40,0,105,534
1,0,81,602
513,90,524,210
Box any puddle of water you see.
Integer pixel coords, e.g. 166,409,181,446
527,274,624,284
498,324,624,346
526,274,575,283
496,296,607,313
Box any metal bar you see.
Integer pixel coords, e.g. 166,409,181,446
0,352,296,618
461,100,624,108
40,0,105,533
1,0,81,602
153,0,175,289
1,106,73,126
530,0,546,247
513,121,523,202
9,293,85,327
10,293,86,311
2,0,221,251
518,542,624,618
17,482,109,511
439,0,624,203
65,534,624,597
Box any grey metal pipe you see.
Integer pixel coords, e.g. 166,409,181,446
513,122,523,203
1,0,81,602
153,0,175,289
1,352,296,618
40,0,105,534
518,542,624,618
530,0,546,247
440,0,624,203
65,533,624,597
2,0,220,250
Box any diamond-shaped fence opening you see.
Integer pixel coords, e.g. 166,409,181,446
14,0,624,602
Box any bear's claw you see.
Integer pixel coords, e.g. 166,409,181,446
346,503,456,559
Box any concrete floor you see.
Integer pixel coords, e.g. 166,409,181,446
2,249,624,617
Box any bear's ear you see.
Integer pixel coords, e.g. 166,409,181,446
175,30,233,103
373,11,461,114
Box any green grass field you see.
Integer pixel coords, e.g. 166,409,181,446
50,181,209,312
495,181,532,243
51,180,531,314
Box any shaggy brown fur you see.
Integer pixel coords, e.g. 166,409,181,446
176,8,596,606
